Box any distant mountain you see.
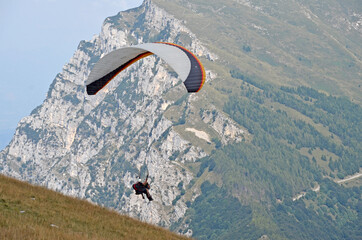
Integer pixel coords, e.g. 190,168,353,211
1,0,361,239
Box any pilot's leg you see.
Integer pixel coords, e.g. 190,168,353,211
145,189,153,201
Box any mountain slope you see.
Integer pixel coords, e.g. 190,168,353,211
0,174,188,240
0,0,361,239
151,1,361,238
154,0,362,102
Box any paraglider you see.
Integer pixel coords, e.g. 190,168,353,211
85,43,205,203
85,42,205,95
133,170,153,201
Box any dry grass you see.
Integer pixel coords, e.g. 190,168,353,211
0,174,190,240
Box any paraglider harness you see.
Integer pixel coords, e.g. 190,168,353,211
132,182,150,195
132,170,153,201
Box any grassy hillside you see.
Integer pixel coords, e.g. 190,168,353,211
0,174,189,240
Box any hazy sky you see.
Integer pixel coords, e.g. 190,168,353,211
0,0,143,150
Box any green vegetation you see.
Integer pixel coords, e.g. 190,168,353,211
179,182,261,239
180,66,360,238
0,174,189,240
175,177,361,239
179,70,361,239
226,70,361,176
270,179,361,240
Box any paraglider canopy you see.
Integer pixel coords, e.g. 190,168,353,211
86,42,205,95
